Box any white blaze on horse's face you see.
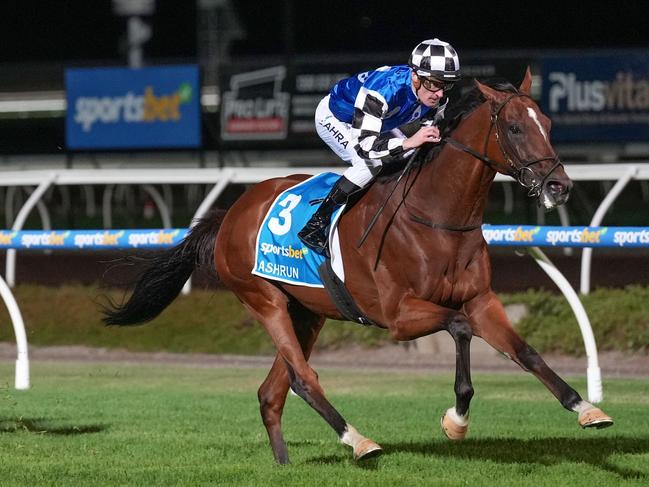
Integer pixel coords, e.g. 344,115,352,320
526,107,548,142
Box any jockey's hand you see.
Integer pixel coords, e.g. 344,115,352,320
403,125,441,150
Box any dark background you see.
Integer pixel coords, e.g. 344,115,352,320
1,0,648,64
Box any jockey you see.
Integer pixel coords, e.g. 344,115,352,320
298,38,461,254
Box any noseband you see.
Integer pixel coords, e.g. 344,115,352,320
445,92,563,198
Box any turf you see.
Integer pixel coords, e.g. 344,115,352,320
0,363,647,486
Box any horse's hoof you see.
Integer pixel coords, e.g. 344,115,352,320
353,438,382,461
441,411,468,440
579,407,614,429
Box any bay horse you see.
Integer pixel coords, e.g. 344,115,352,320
103,69,613,464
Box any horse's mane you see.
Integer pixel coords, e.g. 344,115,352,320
376,78,519,183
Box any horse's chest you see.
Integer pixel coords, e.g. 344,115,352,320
411,246,488,305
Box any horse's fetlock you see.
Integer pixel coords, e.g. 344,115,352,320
455,383,474,402
562,390,583,411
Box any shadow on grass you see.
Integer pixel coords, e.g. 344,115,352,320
378,437,649,479
0,417,106,435
304,437,649,477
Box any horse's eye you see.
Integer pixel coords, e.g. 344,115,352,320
509,124,522,135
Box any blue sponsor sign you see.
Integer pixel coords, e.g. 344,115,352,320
482,225,649,248
65,65,201,149
540,54,649,143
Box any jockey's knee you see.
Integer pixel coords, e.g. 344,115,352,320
344,162,378,188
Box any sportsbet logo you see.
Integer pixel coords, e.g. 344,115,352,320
482,226,541,244
0,231,17,245
546,227,607,245
260,242,306,260
74,83,193,132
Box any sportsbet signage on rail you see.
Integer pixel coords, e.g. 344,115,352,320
65,65,201,149
2,226,648,250
0,229,188,250
481,225,649,248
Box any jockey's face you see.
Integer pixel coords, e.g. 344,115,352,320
411,71,446,108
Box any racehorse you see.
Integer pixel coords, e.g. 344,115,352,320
103,68,613,464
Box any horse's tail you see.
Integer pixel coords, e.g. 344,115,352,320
102,211,224,326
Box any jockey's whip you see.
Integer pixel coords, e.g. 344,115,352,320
356,146,422,248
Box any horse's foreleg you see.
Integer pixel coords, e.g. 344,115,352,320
389,298,475,440
258,303,325,464
464,291,613,429
441,316,474,440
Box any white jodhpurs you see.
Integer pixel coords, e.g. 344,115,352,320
315,95,401,188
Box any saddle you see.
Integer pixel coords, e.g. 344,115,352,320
252,172,375,326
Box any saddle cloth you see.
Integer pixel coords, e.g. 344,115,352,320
252,172,346,287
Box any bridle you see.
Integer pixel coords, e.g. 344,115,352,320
445,92,563,198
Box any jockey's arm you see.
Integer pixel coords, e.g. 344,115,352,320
350,87,407,162
351,87,441,161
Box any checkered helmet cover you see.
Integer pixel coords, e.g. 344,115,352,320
408,38,460,81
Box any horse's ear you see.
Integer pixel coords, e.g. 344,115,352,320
519,67,533,95
475,79,502,102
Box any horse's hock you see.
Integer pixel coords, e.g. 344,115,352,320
413,304,528,354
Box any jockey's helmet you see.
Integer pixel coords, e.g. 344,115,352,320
409,38,461,82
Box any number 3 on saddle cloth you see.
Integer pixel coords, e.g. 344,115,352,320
253,173,375,325
253,172,345,286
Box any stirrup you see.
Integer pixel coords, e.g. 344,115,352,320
298,227,329,254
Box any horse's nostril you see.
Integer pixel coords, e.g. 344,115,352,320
547,180,566,195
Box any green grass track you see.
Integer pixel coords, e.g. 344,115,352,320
0,363,647,486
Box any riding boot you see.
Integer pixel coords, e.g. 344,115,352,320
298,176,360,254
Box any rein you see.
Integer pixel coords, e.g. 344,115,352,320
409,213,480,232
356,146,423,248
445,92,563,198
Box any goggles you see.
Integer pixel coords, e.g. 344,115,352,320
418,75,455,92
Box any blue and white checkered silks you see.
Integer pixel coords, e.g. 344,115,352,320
409,38,460,80
252,173,346,287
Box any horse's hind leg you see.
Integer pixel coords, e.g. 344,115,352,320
240,284,381,462
464,291,613,429
258,355,292,464
257,302,324,464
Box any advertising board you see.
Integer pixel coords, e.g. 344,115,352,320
540,54,649,143
66,65,201,150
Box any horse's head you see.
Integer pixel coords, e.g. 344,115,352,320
475,68,572,209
